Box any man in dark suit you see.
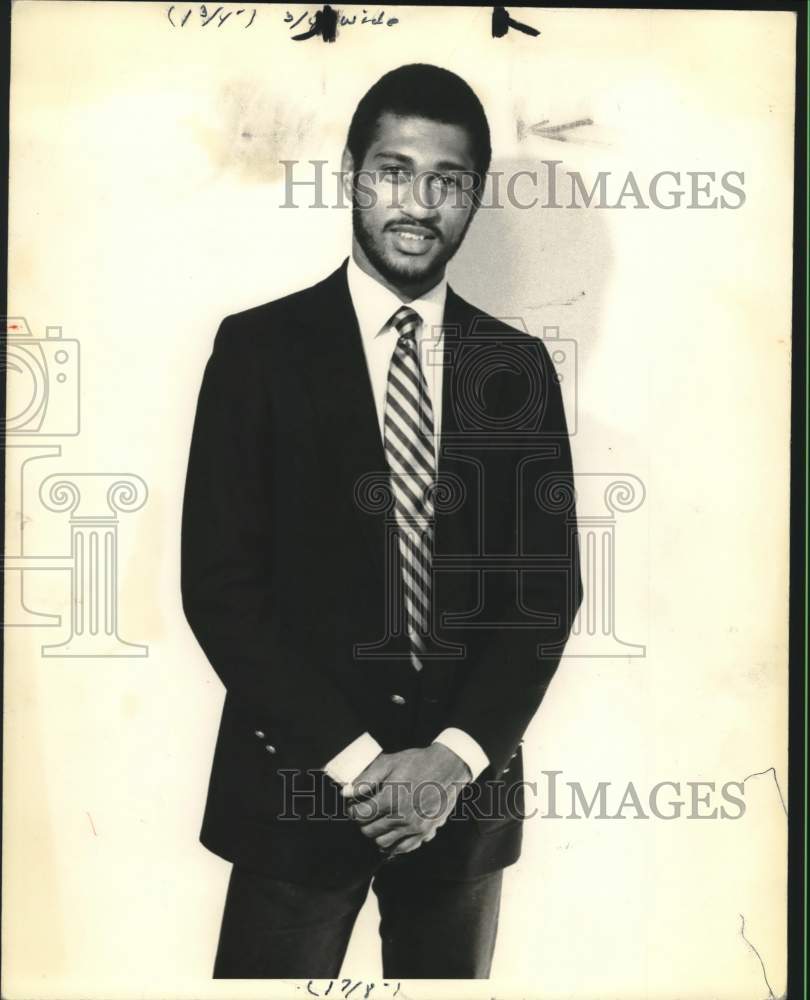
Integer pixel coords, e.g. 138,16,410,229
181,63,582,980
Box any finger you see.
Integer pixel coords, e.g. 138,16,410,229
386,834,425,858
358,815,406,839
349,791,396,824
374,825,415,849
342,775,381,802
348,798,377,822
349,797,386,823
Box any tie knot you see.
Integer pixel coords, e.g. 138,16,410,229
390,305,421,341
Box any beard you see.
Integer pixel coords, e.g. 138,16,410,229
351,201,469,291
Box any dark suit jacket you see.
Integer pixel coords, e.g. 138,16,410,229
181,259,582,887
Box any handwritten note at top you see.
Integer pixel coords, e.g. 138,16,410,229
165,5,541,42
286,7,399,42
167,5,257,29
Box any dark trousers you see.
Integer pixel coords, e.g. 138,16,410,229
213,862,503,979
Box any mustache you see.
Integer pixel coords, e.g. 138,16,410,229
384,219,442,239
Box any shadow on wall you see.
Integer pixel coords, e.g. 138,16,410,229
449,156,612,374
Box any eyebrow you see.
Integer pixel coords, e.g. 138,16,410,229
373,151,415,165
435,160,472,173
372,151,472,172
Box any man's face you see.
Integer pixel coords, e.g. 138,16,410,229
345,112,479,295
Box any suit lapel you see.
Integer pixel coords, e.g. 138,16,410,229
297,265,479,613
435,285,481,546
295,262,390,582
436,284,467,475
429,287,482,636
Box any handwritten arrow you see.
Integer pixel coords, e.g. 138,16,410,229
517,118,594,143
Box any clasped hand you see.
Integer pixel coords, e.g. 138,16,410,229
342,744,472,859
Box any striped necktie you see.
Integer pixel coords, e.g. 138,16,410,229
383,305,435,671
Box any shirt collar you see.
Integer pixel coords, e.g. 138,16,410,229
346,254,448,346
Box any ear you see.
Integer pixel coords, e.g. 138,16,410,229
340,146,354,204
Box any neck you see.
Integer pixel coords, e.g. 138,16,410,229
351,238,444,302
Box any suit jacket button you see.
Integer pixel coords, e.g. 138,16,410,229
264,744,277,754
254,730,266,739
390,694,406,706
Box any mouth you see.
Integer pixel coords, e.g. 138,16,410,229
387,224,438,256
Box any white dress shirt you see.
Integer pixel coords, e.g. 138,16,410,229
323,256,490,789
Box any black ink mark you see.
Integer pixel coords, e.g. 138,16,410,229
292,4,338,41
734,767,787,1000
741,766,787,815
739,914,778,1000
492,6,540,39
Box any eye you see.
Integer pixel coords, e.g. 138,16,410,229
381,166,411,183
426,173,459,188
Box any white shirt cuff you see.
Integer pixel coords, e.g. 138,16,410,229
324,732,383,786
433,728,489,781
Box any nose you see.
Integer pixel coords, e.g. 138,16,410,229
399,173,442,219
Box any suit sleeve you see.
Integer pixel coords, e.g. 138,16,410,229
181,317,367,770
444,337,583,778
